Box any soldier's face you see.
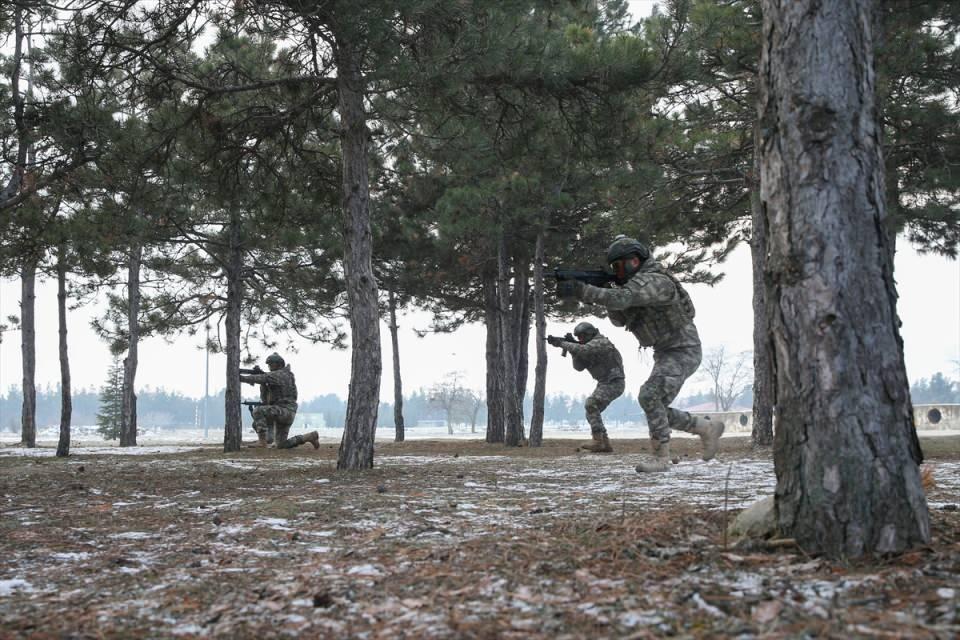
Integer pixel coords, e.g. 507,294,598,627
611,256,639,281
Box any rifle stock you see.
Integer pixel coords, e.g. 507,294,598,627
552,267,615,287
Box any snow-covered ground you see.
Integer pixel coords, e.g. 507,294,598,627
3,423,957,449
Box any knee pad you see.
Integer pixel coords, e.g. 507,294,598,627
637,385,658,410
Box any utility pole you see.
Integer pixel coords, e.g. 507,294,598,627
203,322,210,440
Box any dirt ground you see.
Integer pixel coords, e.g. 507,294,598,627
1,436,958,639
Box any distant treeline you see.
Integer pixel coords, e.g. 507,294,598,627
3,373,956,432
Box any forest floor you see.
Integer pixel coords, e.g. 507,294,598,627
1,436,958,639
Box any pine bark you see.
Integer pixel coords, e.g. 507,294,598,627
750,136,774,448
1,6,27,208
388,288,405,443
513,259,530,411
56,249,72,457
529,232,547,447
759,0,929,557
119,242,141,447
484,267,504,443
223,214,243,453
499,234,524,447
20,258,36,447
335,42,381,470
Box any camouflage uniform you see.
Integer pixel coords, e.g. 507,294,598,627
579,259,701,444
562,335,626,440
240,365,308,449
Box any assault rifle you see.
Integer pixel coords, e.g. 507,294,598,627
545,332,577,357
241,400,273,444
239,365,264,376
550,267,616,297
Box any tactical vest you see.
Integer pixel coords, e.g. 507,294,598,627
576,336,625,384
624,262,696,347
265,366,298,407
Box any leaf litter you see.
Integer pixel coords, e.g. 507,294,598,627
0,436,958,638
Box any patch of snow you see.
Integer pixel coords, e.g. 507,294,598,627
255,518,291,530
116,566,144,575
109,531,153,540
0,579,34,596
0,445,202,457
937,588,956,599
619,611,664,627
170,624,204,635
690,592,726,617
51,552,92,562
212,460,258,470
346,564,383,577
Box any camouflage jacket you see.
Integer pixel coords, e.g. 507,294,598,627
240,365,298,409
580,260,700,350
562,334,625,384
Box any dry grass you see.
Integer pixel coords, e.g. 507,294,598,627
0,436,957,638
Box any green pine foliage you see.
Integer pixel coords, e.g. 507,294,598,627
96,359,124,440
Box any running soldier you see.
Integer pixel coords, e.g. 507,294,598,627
240,353,319,450
561,236,724,472
548,322,625,453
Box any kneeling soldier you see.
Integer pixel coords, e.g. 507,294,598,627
548,322,625,453
240,353,319,450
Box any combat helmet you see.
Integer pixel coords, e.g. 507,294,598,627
606,234,650,283
606,234,650,264
573,321,599,342
265,352,285,368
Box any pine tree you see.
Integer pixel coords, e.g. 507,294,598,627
96,359,124,440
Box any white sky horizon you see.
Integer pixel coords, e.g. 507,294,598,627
0,240,957,406
0,1,956,407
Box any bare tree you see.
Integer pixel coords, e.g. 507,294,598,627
700,347,753,411
463,389,485,434
429,372,467,435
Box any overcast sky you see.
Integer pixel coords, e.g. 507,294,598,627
0,0,956,405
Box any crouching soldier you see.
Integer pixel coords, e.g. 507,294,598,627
563,235,724,472
240,353,319,450
548,322,625,453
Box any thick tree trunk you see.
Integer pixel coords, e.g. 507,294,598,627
759,0,929,557
335,43,381,470
750,136,775,448
223,215,243,453
499,234,524,447
120,242,141,447
56,249,72,457
388,288,404,442
529,232,547,447
513,260,530,415
484,268,504,443
20,258,36,447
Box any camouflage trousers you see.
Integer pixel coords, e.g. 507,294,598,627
585,378,626,436
251,405,302,448
637,344,702,443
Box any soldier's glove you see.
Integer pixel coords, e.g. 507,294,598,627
556,280,585,299
547,336,564,347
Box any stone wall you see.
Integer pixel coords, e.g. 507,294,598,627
699,403,960,434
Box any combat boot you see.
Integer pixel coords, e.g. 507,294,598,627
246,431,269,448
635,440,671,473
581,431,613,453
689,416,725,461
302,431,320,450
